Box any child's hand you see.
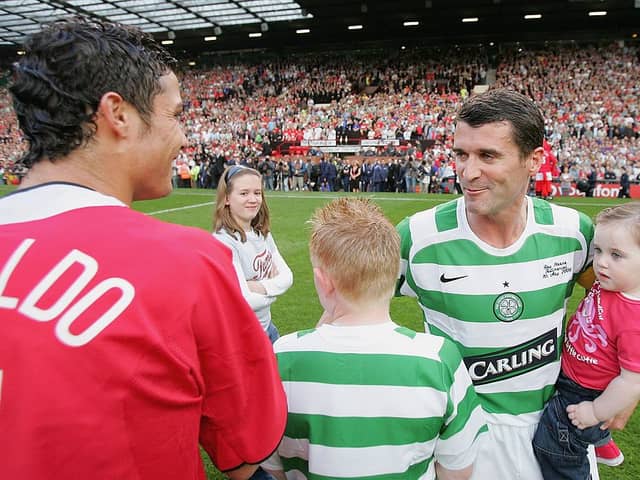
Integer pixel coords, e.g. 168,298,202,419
567,401,599,429
247,280,267,295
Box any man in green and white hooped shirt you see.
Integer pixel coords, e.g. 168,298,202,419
263,198,487,480
397,88,599,480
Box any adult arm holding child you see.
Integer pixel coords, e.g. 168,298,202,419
568,368,640,429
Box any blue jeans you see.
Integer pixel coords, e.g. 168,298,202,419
250,467,275,480
405,175,416,193
533,372,609,480
266,322,279,344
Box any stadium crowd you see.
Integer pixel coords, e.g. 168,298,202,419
0,86,26,185
1,42,638,193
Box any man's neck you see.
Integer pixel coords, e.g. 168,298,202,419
467,198,529,249
19,154,131,205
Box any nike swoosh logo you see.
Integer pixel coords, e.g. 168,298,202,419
440,274,468,283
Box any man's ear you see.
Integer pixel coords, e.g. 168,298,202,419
528,146,544,176
95,92,132,138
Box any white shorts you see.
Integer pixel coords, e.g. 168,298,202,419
471,423,599,480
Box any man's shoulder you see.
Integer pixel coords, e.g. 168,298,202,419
397,198,460,238
75,207,226,263
143,214,218,247
275,324,453,360
531,197,593,238
1,204,231,299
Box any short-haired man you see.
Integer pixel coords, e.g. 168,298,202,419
0,18,286,480
397,88,600,479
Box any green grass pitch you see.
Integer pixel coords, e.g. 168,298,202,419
1,185,636,478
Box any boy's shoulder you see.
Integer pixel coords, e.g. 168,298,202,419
273,328,317,352
274,323,460,365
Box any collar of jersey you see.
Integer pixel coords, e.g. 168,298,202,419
0,182,125,225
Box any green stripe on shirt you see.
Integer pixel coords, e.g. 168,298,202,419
413,283,571,322
277,351,451,390
285,413,445,447
412,234,584,266
281,455,434,480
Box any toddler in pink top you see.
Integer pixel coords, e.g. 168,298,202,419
533,202,640,480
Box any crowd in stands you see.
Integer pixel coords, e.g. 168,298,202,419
0,87,26,185
495,43,639,177
1,42,639,192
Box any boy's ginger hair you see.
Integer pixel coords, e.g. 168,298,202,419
309,198,400,302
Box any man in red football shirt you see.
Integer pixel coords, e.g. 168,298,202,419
0,17,286,480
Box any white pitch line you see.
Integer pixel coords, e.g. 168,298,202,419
168,189,629,208
170,190,446,203
146,192,441,217
147,201,214,216
0,187,628,215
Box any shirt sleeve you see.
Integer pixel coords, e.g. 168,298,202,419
618,332,640,373
395,216,414,297
260,233,293,298
578,211,595,274
194,242,287,471
434,340,488,471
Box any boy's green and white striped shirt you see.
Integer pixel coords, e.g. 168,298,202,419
397,196,593,426
273,322,487,480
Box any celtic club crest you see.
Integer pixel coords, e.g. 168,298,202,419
493,292,524,322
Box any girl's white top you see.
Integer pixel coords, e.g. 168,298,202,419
213,228,293,331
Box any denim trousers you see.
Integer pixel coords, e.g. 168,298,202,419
533,372,609,480
405,175,416,193
249,467,275,480
266,322,279,344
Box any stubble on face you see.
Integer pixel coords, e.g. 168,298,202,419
132,73,185,201
455,122,531,217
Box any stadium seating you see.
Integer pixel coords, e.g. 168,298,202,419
1,43,638,191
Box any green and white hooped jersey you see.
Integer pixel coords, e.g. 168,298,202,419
397,197,593,427
273,322,487,479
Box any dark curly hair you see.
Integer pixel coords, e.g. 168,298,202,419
9,17,177,168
